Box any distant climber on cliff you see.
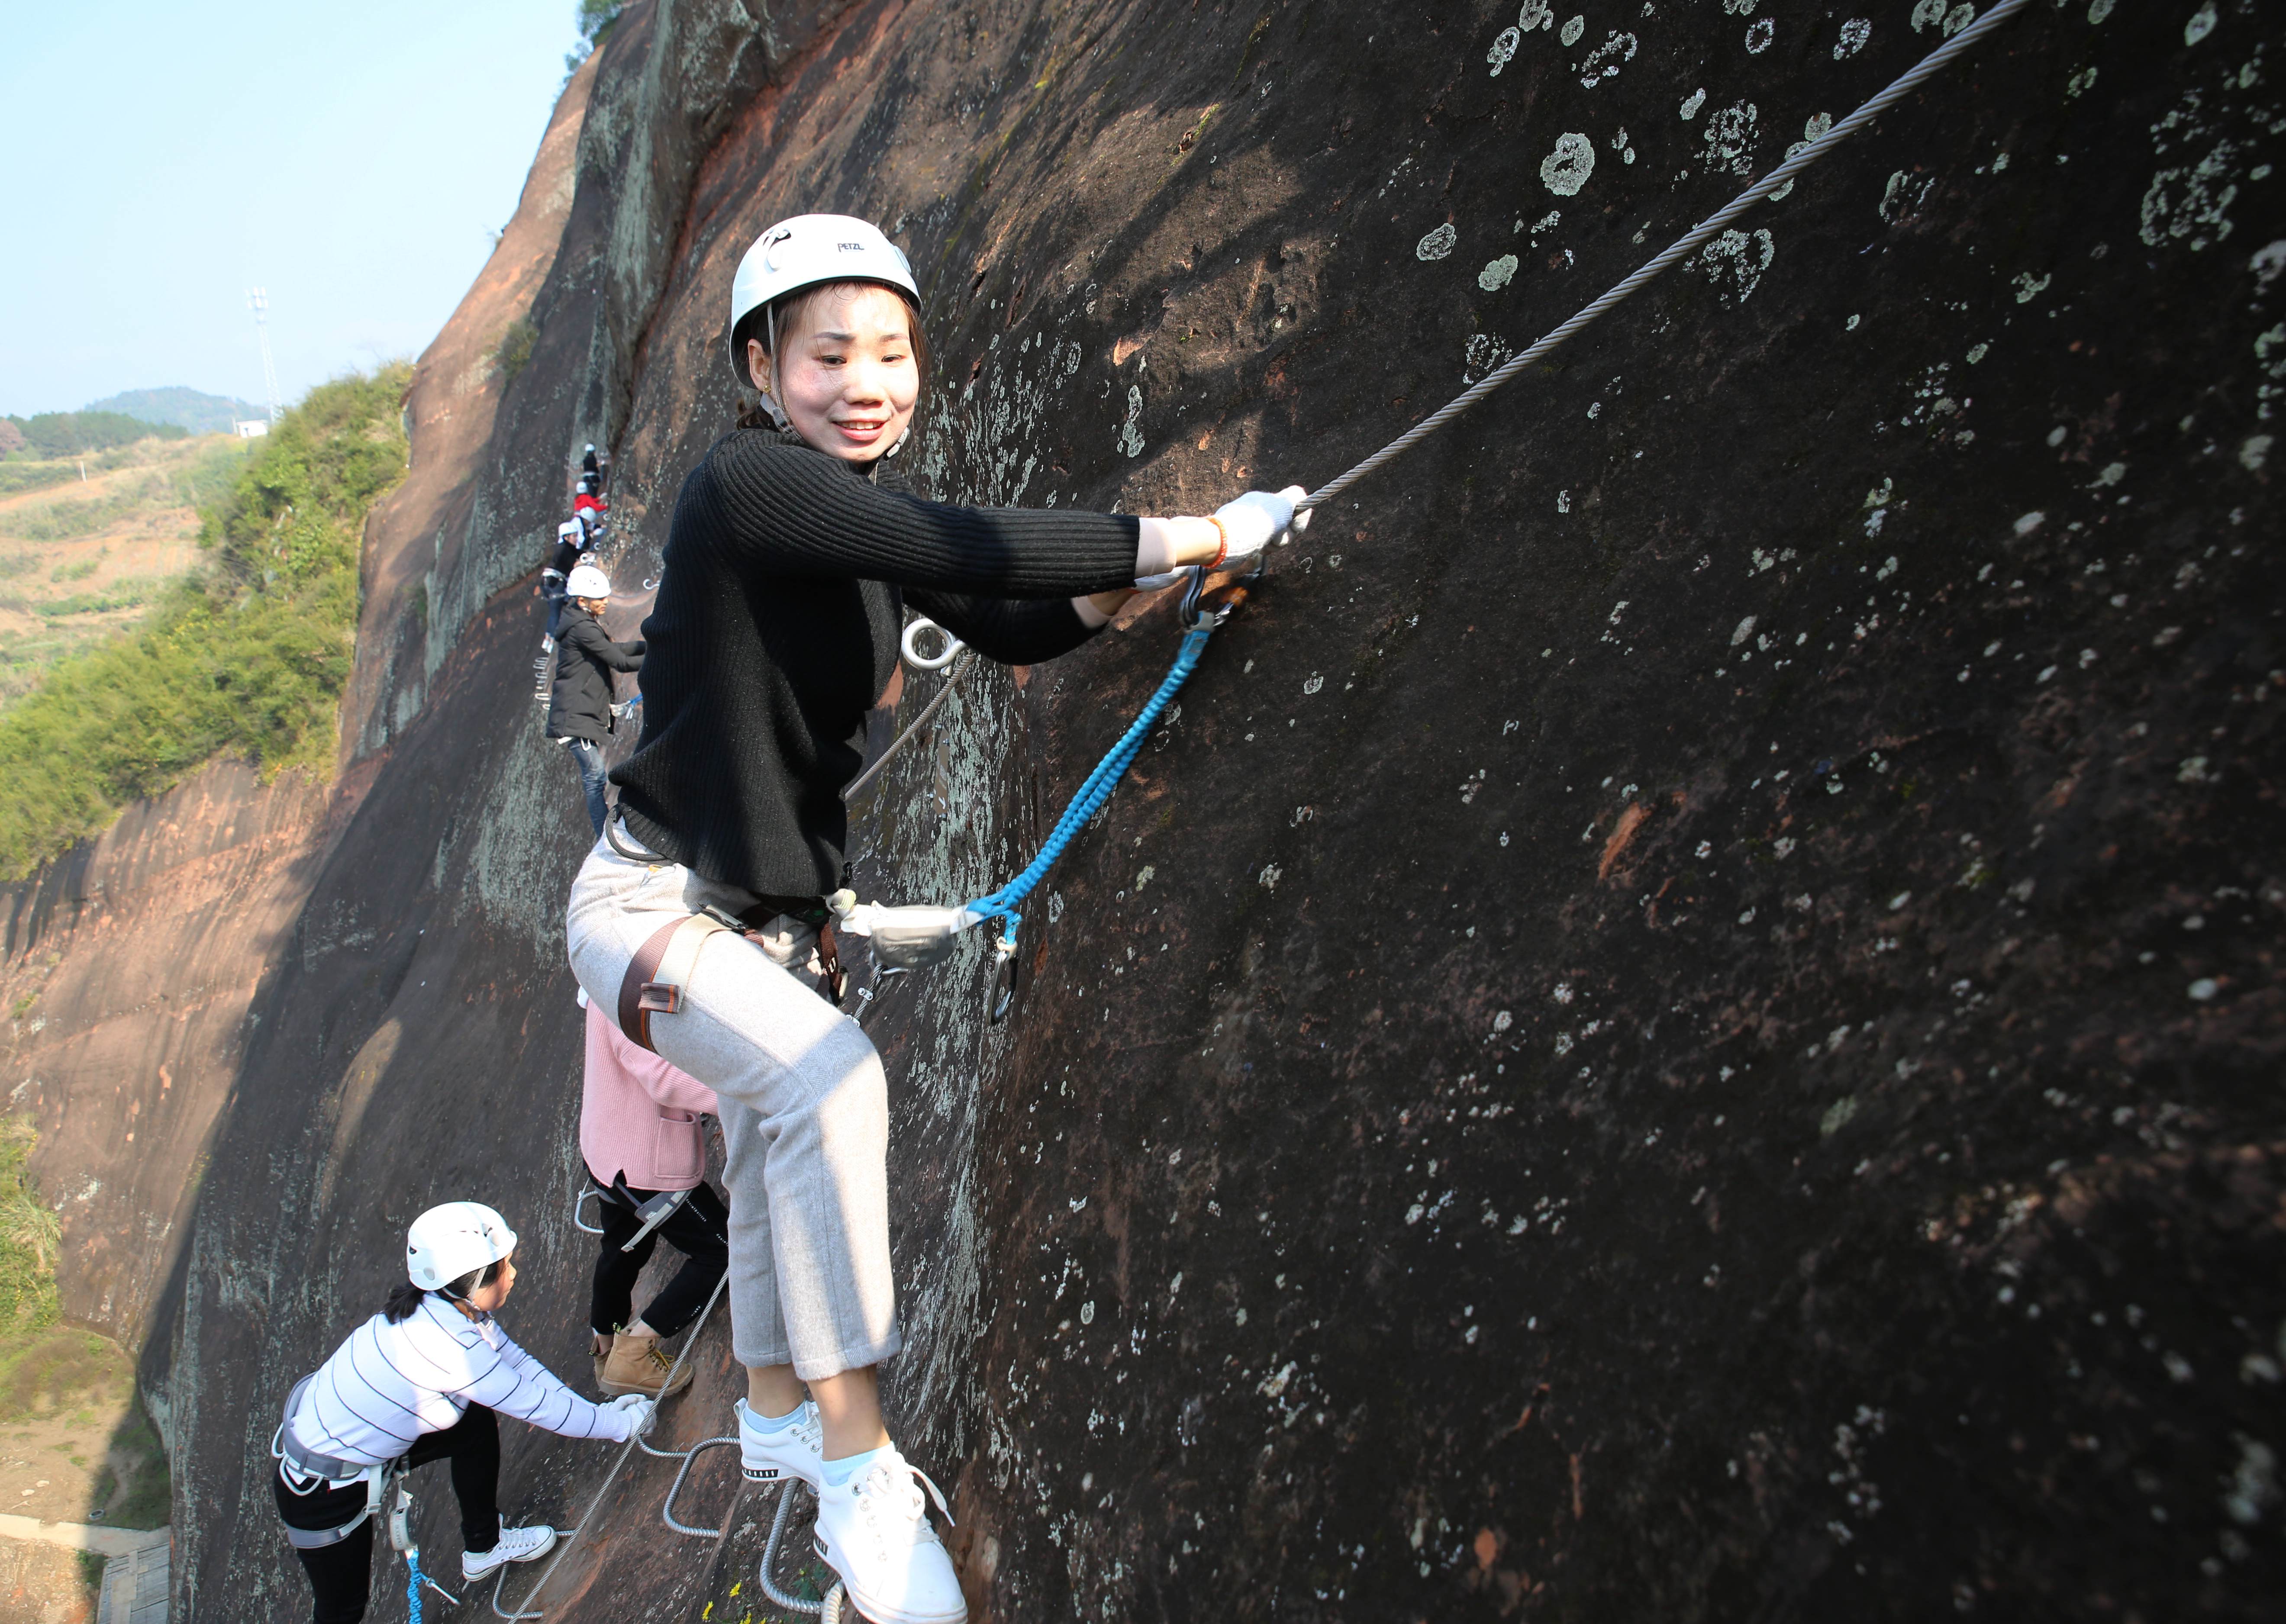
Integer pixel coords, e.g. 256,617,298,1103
581,441,607,491
548,563,645,836
563,213,1303,1624
578,989,729,1400
574,472,609,530
539,516,589,639
270,1202,654,1622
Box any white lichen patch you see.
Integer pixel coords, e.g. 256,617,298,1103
1488,26,1522,74
1118,384,1146,457
1560,13,1586,45
1880,170,1935,225
2141,137,2242,251
1745,17,1774,52
1694,228,1775,304
1912,0,1977,34
1520,0,1554,30
1418,222,1457,261
1480,254,1520,290
1680,87,1707,120
1580,31,1638,87
1541,132,1597,195
2185,1,2217,45
1701,100,1760,176
1834,17,1871,56
1464,332,1513,382
2013,271,2052,303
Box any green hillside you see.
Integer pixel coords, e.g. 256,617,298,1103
3,411,186,460
0,365,410,879
80,387,263,436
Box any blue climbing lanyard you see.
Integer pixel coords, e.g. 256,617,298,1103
962,574,1227,939
406,1550,430,1624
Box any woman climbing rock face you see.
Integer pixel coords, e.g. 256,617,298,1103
563,213,1305,1624
268,1203,653,1624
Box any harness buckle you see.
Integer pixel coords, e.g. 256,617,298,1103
636,982,681,1016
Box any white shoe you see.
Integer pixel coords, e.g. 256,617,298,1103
813,1446,966,1624
462,1519,557,1581
736,1398,822,1488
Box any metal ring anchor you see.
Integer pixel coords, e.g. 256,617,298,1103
901,617,964,671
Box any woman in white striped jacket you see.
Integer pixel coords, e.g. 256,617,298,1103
271,1202,652,1623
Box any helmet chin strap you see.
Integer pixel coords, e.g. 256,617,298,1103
754,306,794,431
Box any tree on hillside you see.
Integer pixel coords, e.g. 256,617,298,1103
6,412,186,460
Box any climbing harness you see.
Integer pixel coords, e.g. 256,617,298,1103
271,1378,460,1616
574,1171,694,1250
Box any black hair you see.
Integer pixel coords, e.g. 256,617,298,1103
383,1256,506,1324
733,280,930,431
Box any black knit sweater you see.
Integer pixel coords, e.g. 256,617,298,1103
611,429,1142,897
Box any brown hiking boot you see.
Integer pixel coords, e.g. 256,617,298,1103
599,1329,691,1398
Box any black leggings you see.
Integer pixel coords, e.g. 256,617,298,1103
587,1171,729,1338
273,1404,500,1624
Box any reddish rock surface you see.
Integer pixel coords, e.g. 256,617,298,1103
29,0,2270,1620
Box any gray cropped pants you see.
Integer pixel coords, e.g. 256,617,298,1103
566,833,900,1379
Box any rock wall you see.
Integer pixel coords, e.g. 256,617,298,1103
159,0,2281,1620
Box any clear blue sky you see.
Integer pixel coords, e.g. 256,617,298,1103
0,0,586,418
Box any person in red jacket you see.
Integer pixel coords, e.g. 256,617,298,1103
578,992,728,1399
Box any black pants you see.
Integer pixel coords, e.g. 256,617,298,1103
587,1170,729,1338
273,1405,500,1624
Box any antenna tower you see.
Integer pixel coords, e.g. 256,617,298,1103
247,287,282,422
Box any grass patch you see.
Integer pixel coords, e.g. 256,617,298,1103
495,317,538,383
0,367,409,880
0,1117,59,1335
90,1394,169,1530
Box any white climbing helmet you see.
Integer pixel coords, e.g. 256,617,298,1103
566,563,612,599
728,214,919,388
406,1201,517,1291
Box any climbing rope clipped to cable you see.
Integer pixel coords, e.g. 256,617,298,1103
828,0,2031,1013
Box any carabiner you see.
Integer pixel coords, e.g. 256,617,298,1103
986,934,1019,1025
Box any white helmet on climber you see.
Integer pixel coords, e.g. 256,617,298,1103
728,214,919,388
566,563,612,600
405,1201,517,1291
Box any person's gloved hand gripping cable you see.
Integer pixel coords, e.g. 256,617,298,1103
1122,487,1312,599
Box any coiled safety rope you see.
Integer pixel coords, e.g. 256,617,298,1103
1296,0,2031,513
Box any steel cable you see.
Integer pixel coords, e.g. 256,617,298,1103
1296,0,2033,513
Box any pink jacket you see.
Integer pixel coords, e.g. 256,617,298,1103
579,1002,720,1191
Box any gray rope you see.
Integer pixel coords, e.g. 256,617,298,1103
1297,0,2032,512
841,650,972,803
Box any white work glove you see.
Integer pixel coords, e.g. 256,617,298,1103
1134,487,1311,588
608,1394,656,1438
1214,485,1310,569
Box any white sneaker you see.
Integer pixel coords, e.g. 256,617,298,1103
813,1446,966,1624
462,1520,557,1581
736,1398,823,1488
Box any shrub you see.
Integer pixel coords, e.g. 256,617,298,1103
495,318,538,383
0,365,410,879
0,1118,59,1334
